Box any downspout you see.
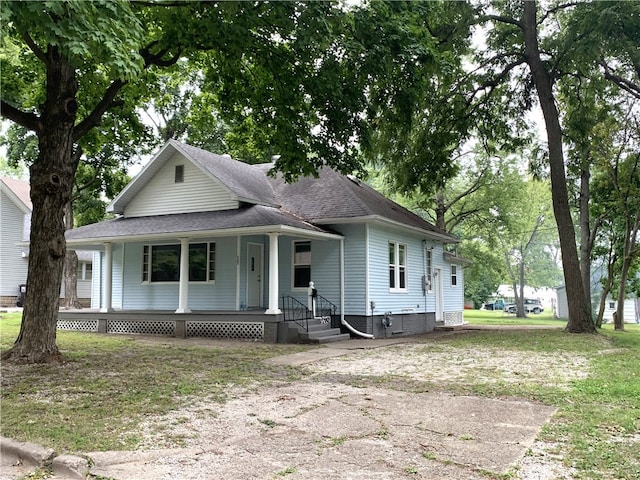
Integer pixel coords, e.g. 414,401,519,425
422,239,428,329
339,237,374,339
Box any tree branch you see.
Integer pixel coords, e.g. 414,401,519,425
0,100,41,132
600,61,640,100
477,14,524,30
140,42,182,68
22,31,47,63
72,79,125,142
538,2,581,25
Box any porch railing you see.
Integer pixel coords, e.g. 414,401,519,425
281,295,311,331
315,294,340,329
281,294,340,331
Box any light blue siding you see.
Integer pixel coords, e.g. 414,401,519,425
276,236,341,308
331,224,367,315
367,225,433,316
115,238,238,310
125,152,237,217
0,190,28,297
442,260,464,312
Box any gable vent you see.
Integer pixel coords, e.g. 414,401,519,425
174,165,184,183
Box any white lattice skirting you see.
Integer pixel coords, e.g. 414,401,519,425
187,321,264,340
108,320,176,336
57,320,99,332
444,311,464,326
57,319,265,341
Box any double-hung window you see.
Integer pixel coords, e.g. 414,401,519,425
293,241,311,289
451,265,458,286
76,262,92,281
389,242,407,292
142,243,216,283
425,249,433,292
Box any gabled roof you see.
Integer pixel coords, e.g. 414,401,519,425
76,141,456,243
108,140,279,213
0,176,31,213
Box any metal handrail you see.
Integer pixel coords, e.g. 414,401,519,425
281,296,311,331
315,294,339,329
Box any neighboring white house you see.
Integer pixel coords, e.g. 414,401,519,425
555,285,639,323
63,140,469,342
0,177,92,307
602,295,639,323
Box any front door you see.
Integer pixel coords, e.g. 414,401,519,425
247,243,264,308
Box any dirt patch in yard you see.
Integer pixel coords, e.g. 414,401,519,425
308,343,590,389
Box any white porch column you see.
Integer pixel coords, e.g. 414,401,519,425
176,237,191,313
100,242,113,313
265,232,282,314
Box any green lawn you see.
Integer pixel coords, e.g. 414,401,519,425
2,310,639,479
464,308,567,325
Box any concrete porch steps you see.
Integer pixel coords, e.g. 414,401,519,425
290,317,351,344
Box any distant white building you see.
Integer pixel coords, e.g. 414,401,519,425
555,285,639,323
0,177,92,307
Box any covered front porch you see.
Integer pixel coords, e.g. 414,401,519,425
63,219,354,343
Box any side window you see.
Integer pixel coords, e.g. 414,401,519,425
293,241,311,288
425,249,433,292
174,165,184,183
389,242,407,292
451,265,458,286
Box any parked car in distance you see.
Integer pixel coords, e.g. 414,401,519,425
503,303,517,314
483,299,505,311
504,299,544,314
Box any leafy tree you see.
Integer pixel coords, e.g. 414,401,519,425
458,239,504,309
464,1,595,331
1,0,470,363
591,140,640,330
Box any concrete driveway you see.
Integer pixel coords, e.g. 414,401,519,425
2,327,572,480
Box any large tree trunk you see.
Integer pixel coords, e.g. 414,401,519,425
579,166,592,311
434,188,447,231
522,1,595,333
2,48,79,364
596,283,611,328
615,211,640,330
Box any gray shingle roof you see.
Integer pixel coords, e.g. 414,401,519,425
268,167,449,236
67,205,329,242
177,143,279,207
71,141,454,243
175,142,450,238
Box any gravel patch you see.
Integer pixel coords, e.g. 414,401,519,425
307,343,590,389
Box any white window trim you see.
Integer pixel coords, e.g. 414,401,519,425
389,241,408,293
292,240,311,291
142,242,216,284
451,265,458,287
